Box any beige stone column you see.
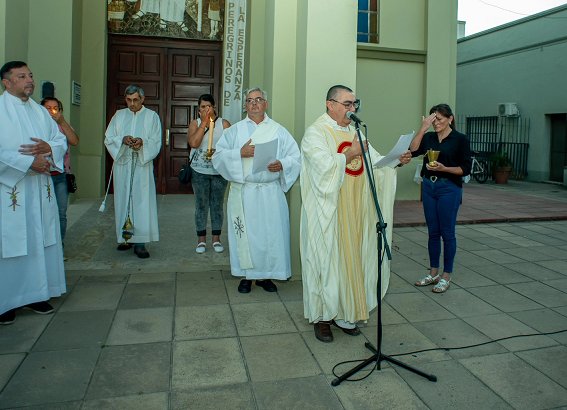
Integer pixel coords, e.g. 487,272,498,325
251,0,358,278
290,0,358,278
424,0,458,109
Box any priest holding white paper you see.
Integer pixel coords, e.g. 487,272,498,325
300,85,412,343
0,61,67,325
212,87,301,294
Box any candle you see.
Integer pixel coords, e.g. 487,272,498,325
207,117,214,151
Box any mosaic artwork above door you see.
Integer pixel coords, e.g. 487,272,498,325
107,0,224,41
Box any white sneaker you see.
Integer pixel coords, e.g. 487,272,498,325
212,242,224,253
196,242,206,254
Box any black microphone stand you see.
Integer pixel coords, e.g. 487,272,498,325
331,120,437,386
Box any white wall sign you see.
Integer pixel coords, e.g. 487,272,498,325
221,0,246,124
72,81,81,106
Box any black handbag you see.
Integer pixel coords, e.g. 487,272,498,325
178,151,198,185
66,173,77,193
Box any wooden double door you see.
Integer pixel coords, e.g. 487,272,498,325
106,35,222,193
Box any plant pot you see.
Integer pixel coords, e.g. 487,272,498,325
493,166,512,184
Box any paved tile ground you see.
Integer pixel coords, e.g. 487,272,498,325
0,181,566,409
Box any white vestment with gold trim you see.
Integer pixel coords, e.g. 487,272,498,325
300,113,397,324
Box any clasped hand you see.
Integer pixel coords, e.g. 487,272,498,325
267,160,283,173
20,138,53,174
19,138,52,156
123,136,143,151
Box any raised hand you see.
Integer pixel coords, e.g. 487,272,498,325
240,139,255,158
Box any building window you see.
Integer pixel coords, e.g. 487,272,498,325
357,0,379,43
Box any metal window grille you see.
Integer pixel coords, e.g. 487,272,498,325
456,115,530,180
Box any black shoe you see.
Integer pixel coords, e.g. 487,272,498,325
117,243,132,251
134,245,150,259
331,320,361,336
314,322,333,343
238,279,252,293
256,279,277,292
23,301,54,315
0,309,16,325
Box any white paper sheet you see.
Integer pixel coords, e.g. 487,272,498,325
252,138,279,173
375,131,415,168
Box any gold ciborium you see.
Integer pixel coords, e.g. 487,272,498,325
204,148,215,161
426,149,440,167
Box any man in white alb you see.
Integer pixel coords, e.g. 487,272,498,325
105,84,161,258
300,85,412,342
0,61,67,325
213,87,301,293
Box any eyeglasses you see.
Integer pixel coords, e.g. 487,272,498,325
245,97,266,105
329,99,360,109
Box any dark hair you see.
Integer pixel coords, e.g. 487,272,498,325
429,103,455,129
198,94,215,106
326,85,353,101
41,97,63,112
0,60,27,80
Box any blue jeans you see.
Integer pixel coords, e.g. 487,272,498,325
191,171,228,236
51,173,69,244
422,178,462,273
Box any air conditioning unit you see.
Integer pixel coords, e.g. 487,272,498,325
497,102,519,117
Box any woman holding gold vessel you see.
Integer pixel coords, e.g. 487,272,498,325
409,104,471,293
187,94,231,254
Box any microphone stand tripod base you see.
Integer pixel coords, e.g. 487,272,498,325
330,343,437,386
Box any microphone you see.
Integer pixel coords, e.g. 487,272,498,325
346,111,365,126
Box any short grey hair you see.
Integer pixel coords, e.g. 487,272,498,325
124,84,145,97
244,87,267,100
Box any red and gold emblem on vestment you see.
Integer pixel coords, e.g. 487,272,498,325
337,141,364,177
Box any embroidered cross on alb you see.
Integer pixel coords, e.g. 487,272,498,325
8,187,20,211
233,216,245,238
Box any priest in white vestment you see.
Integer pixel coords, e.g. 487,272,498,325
105,85,161,259
212,87,301,294
300,85,412,342
0,61,67,325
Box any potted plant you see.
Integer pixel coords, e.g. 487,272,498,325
490,152,512,184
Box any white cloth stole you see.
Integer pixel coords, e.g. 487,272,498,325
40,175,57,247
229,119,279,269
2,180,27,257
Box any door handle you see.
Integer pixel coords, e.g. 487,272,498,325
165,129,170,146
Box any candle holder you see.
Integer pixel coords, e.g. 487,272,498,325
205,148,216,161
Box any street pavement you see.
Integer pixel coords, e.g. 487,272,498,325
0,180,566,409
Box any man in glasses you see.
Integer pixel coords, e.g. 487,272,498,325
300,84,411,343
213,87,301,294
